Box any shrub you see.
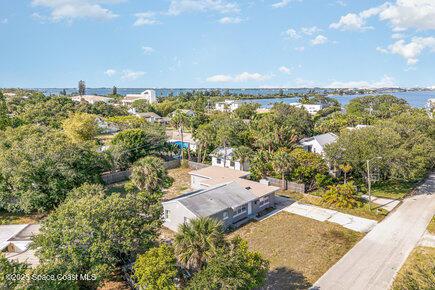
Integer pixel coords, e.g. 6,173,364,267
322,181,361,209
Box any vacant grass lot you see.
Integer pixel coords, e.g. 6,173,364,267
392,247,435,290
163,167,191,200
371,181,417,199
229,212,364,289
279,191,388,221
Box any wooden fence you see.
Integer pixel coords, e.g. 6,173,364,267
266,176,306,193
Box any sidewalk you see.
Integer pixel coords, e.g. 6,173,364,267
284,202,377,233
361,194,401,212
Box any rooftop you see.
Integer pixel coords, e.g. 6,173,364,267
300,132,338,147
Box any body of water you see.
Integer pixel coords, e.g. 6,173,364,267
35,88,433,108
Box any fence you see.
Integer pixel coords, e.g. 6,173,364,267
266,177,306,193
187,160,209,170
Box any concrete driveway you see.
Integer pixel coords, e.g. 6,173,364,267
313,172,435,290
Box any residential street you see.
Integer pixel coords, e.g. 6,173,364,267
313,172,435,290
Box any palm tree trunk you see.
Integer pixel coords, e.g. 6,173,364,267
282,173,286,190
180,124,184,160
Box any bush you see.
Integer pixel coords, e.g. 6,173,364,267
322,182,361,209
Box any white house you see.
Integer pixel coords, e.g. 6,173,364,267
299,133,338,156
210,147,249,171
71,95,112,104
122,90,157,105
0,224,40,267
346,124,371,130
289,102,324,115
215,100,242,112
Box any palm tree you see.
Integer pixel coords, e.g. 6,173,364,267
232,146,254,171
174,217,224,271
339,163,352,184
271,148,295,189
131,156,171,192
193,123,215,163
170,110,189,160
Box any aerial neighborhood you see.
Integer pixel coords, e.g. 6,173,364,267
0,83,433,290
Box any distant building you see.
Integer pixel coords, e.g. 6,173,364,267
215,100,242,112
299,133,338,156
96,118,119,134
122,90,157,105
134,112,163,123
162,166,279,232
0,224,40,267
71,95,112,105
167,131,197,151
210,147,249,171
169,109,196,117
289,102,325,115
346,124,371,130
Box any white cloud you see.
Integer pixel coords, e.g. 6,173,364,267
31,0,119,21
378,37,435,65
121,70,145,80
283,28,301,39
104,69,117,76
142,46,155,55
327,75,397,88
311,35,328,45
168,0,239,16
218,16,242,24
134,12,159,26
271,0,301,9
379,0,435,31
278,66,291,74
331,1,435,32
206,72,271,83
301,26,322,35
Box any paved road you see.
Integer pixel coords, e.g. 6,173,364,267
313,173,435,290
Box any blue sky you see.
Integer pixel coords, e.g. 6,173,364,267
1,0,435,88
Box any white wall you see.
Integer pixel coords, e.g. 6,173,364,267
191,175,209,190
301,140,324,155
211,156,247,171
162,202,197,232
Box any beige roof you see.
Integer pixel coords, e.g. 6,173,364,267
189,166,278,198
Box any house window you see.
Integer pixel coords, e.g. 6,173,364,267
259,196,269,207
223,212,228,220
164,210,171,220
233,205,247,217
216,158,221,164
230,161,235,167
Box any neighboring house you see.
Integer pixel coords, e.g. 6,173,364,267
169,109,196,117
346,124,371,130
122,90,157,105
135,112,163,123
96,118,119,134
71,95,112,104
167,131,197,151
299,132,338,156
162,166,279,232
210,147,249,171
289,102,325,115
215,100,242,112
0,224,40,267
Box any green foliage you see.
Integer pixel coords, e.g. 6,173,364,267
77,101,128,117
0,92,11,131
110,125,166,167
130,156,172,192
234,103,260,119
132,99,152,113
271,148,295,185
249,150,273,180
0,254,28,289
174,217,225,271
133,244,178,290
322,181,361,209
314,112,367,134
151,100,179,116
21,262,79,290
346,95,410,119
105,115,147,130
188,237,269,290
232,146,254,171
16,96,76,128
289,148,328,187
62,112,99,142
32,184,163,289
78,80,86,96
315,173,334,189
0,125,107,213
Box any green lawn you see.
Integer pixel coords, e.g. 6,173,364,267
427,216,435,235
0,211,44,225
371,180,417,199
279,191,388,221
392,247,435,290
229,212,364,288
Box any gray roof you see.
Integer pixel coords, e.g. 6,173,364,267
300,133,337,147
174,182,257,217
